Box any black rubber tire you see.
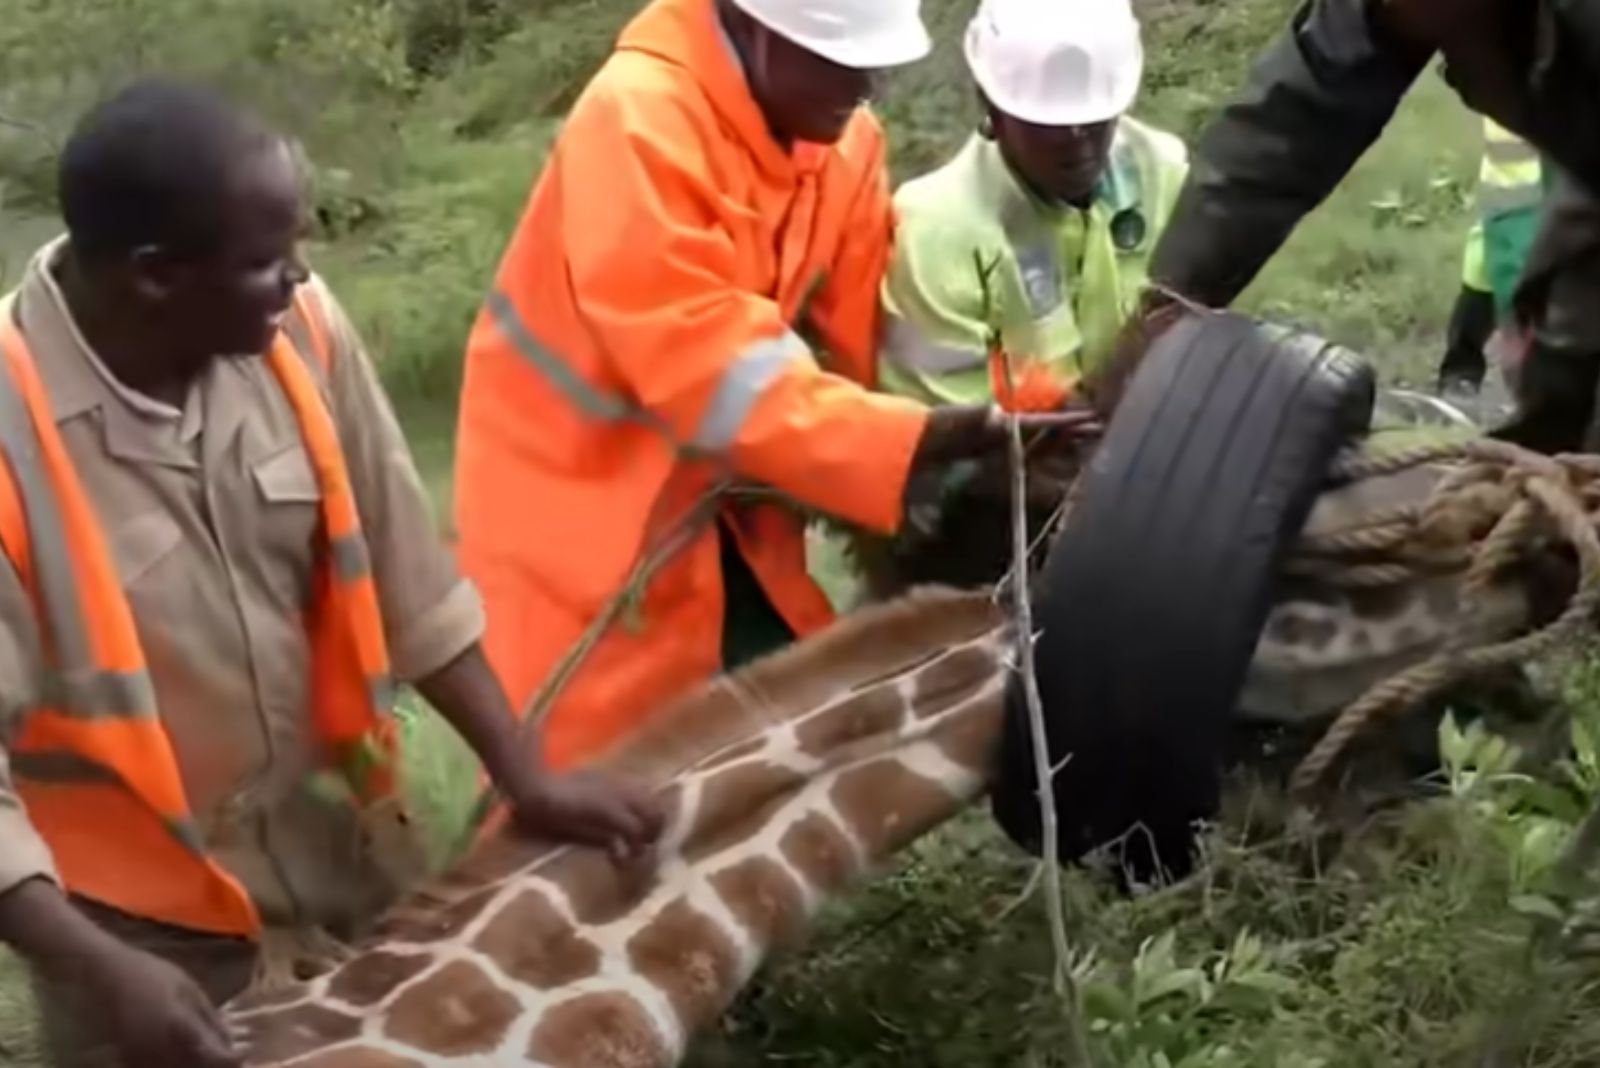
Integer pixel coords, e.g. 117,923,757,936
989,310,1376,884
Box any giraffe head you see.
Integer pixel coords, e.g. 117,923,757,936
227,586,1012,1067
1239,460,1551,726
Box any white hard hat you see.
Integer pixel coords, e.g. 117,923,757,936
729,0,932,70
964,0,1145,127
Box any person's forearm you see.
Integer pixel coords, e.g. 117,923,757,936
0,877,120,979
1149,0,1427,305
414,644,540,791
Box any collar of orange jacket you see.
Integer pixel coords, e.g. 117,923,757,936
616,0,835,179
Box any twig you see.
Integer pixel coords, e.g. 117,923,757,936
977,256,1093,1066
1007,405,1093,1064
454,478,766,853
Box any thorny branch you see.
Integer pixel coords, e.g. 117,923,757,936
975,250,1094,1066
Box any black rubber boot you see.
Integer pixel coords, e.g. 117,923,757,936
1437,285,1495,395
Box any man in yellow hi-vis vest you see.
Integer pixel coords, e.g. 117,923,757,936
0,82,661,1068
1439,118,1545,405
878,0,1188,408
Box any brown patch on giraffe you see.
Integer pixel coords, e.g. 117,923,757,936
830,758,956,857
909,642,1000,718
1347,585,1411,622
709,856,807,949
370,884,500,943
473,887,603,988
325,950,433,1008
779,812,858,893
931,696,1004,774
627,900,742,1029
1393,623,1433,650
234,1004,362,1064
382,960,519,1055
794,685,907,760
600,676,762,783
1265,609,1339,649
448,828,547,886
682,761,807,865
527,991,672,1068
1424,581,1461,619
532,796,671,927
594,590,1004,783
291,1050,425,1068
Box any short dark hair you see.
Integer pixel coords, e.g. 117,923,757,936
57,78,282,262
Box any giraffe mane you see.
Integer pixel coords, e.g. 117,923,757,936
587,584,1004,787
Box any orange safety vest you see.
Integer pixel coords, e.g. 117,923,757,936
453,0,930,770
0,286,401,938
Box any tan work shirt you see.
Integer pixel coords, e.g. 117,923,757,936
0,238,484,933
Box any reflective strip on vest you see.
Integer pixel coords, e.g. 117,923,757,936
369,673,398,715
486,287,806,453
881,315,987,375
0,357,102,676
1479,124,1542,218
330,532,372,584
6,751,211,853
693,331,805,451
9,749,125,787
41,668,158,719
485,289,636,424
1484,134,1540,168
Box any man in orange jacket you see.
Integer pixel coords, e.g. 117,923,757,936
0,81,661,1068
455,0,1077,770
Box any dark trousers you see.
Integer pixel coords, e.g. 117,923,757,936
717,520,796,672
1438,285,1496,391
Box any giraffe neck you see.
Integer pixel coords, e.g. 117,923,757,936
229,588,1009,1067
226,458,1547,1066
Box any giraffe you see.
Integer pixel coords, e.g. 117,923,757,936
224,456,1555,1068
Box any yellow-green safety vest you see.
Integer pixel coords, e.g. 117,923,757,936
879,116,1188,406
1461,117,1545,315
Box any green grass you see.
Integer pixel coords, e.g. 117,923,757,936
0,0,1585,1064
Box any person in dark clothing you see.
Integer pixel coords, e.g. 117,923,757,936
1141,0,1600,454
1439,282,1496,398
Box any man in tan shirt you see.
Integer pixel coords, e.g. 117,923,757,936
0,81,663,1067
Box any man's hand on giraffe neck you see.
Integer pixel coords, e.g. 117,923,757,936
0,878,242,1067
415,644,665,860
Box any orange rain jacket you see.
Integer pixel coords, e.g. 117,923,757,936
0,289,400,937
453,0,929,770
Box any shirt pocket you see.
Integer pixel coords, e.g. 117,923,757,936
250,444,323,609
252,445,322,507
109,509,184,590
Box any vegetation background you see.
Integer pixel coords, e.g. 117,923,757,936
5,0,1600,1065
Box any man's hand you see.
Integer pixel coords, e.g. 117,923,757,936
913,403,1100,470
88,938,243,1068
0,879,240,1068
416,645,666,861
502,767,665,861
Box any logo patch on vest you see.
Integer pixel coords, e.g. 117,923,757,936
1111,209,1148,252
1014,243,1063,319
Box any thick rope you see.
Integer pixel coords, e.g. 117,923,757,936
1289,439,1600,797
